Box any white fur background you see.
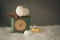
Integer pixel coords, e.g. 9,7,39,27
0,25,60,40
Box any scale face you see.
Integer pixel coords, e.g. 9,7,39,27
14,19,27,32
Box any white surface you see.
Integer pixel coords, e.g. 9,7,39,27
0,25,60,40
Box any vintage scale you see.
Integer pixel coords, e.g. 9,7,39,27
8,6,30,33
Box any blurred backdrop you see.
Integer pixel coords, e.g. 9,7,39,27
0,0,60,27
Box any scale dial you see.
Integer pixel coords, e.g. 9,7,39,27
14,19,27,32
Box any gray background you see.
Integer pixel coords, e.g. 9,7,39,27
0,0,60,26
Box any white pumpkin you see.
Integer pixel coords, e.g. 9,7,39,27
24,30,32,36
23,8,30,16
16,6,24,17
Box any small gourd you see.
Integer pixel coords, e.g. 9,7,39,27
31,26,42,33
